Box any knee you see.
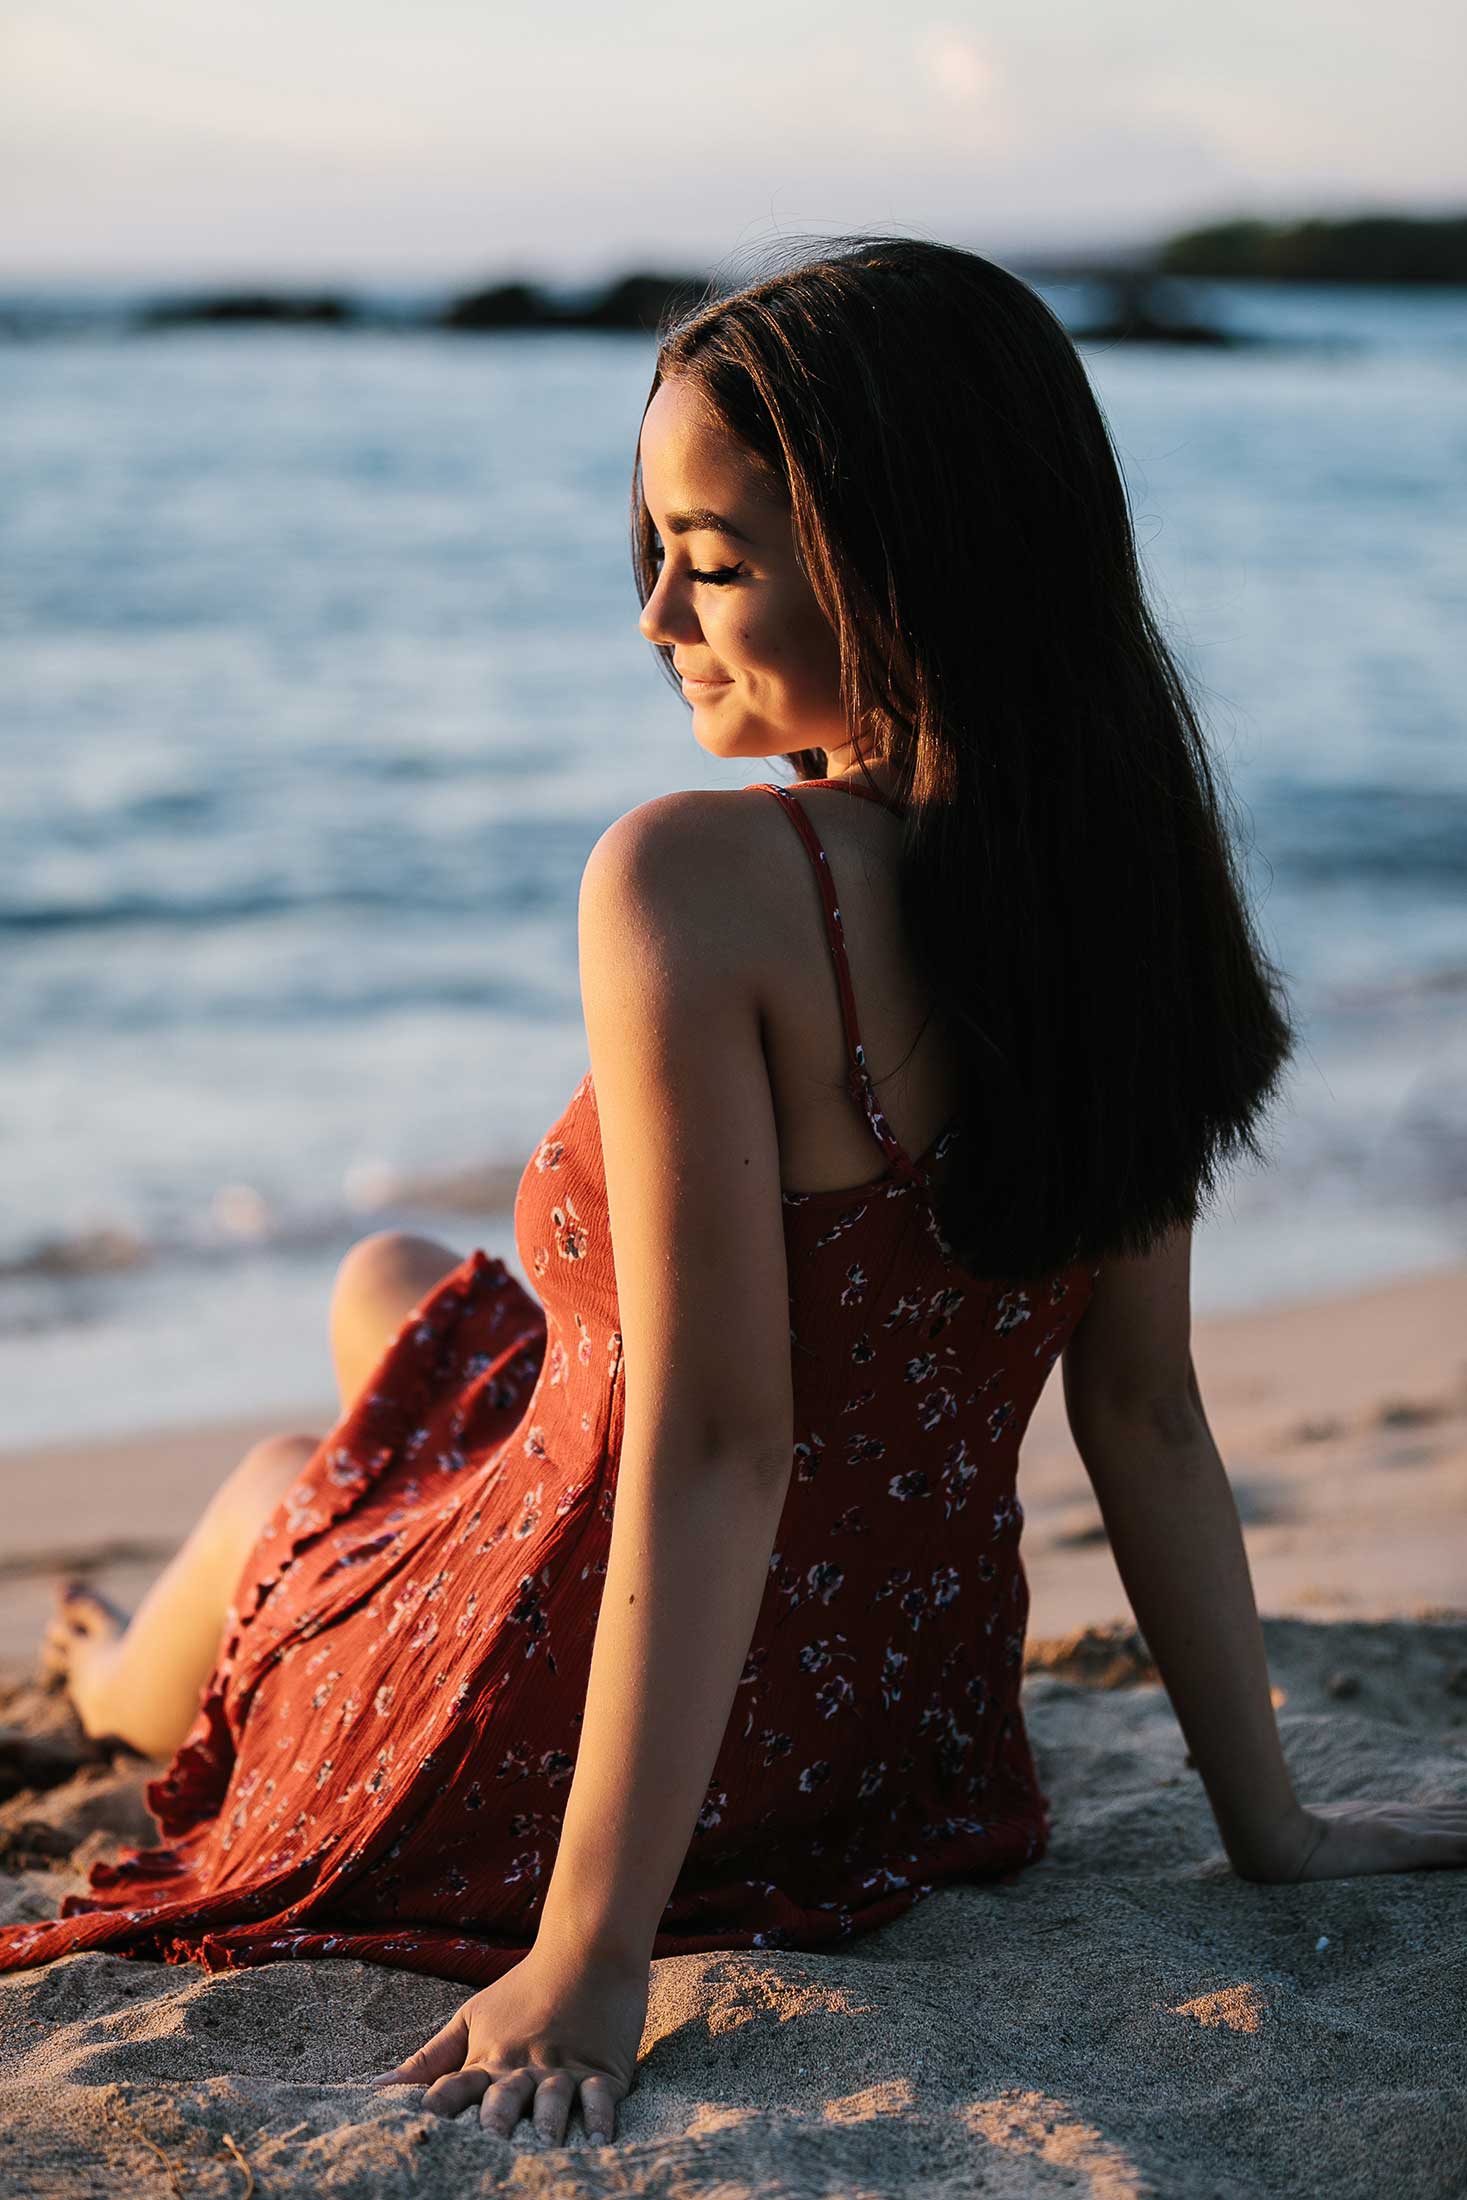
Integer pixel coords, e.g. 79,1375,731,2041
329,1230,463,1412
220,1432,319,1535
331,1230,459,1326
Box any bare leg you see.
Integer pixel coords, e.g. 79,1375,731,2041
39,1230,465,1763
329,1229,465,1413
41,1431,322,1761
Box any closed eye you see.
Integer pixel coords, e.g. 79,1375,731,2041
646,542,746,586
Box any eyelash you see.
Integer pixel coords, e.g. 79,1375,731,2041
649,550,745,587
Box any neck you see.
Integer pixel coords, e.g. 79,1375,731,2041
808,764,900,804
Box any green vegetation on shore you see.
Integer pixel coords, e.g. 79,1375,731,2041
1157,211,1467,284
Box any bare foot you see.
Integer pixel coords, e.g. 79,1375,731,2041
39,1577,130,1741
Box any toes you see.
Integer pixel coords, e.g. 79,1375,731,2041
53,1579,126,1638
39,1580,128,1691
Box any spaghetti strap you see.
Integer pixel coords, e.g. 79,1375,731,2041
755,781,924,1185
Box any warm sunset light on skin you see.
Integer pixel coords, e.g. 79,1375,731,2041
636,378,852,772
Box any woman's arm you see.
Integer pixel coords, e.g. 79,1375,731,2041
1061,1226,1316,1880
534,1434,791,1962
372,795,798,2142
1061,1227,1467,1886
534,795,800,1964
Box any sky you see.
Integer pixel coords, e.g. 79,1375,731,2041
3,0,1463,287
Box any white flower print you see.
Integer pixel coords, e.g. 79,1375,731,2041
993,1290,1032,1335
990,1492,1021,1539
816,1209,869,1252
898,1582,931,1630
552,1197,587,1261
793,1432,825,1483
0,1012,1111,1990
940,1442,978,1518
697,1784,728,1832
807,1560,845,1604
916,1385,959,1432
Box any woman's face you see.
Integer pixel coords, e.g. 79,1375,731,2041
636,375,848,764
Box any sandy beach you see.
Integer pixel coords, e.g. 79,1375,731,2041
3,1260,1464,2196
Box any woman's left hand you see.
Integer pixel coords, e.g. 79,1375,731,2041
368,1940,650,2143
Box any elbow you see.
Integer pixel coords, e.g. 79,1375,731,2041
1063,1350,1209,1458
677,1422,792,1482
703,1428,794,1482
1065,1383,1209,1461
622,1407,793,1485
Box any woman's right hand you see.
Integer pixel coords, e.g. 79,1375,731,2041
1270,1797,1467,1881
368,1939,648,2143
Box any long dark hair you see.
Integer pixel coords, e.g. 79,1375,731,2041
630,234,1297,1282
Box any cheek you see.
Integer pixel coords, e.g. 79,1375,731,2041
775,603,841,696
719,590,838,698
735,607,809,678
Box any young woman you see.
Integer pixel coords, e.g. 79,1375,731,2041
7,236,1463,2146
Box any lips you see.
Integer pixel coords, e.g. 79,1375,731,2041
676,667,730,684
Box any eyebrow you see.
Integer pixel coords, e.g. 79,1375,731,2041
659,507,755,544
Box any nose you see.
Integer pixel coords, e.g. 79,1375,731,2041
638,566,701,649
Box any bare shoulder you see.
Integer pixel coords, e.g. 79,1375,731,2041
1062,1223,1201,1440
580,787,787,978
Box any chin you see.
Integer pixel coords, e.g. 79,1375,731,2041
694,718,812,768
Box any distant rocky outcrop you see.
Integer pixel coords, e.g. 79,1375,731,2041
1067,271,1248,347
136,291,361,328
438,281,558,331
569,270,711,332
435,268,710,335
1158,212,1467,284
59,213,1466,356
120,271,712,339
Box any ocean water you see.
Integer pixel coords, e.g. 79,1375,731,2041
3,281,1465,1444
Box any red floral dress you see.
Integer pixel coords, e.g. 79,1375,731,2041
0,780,1098,1987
